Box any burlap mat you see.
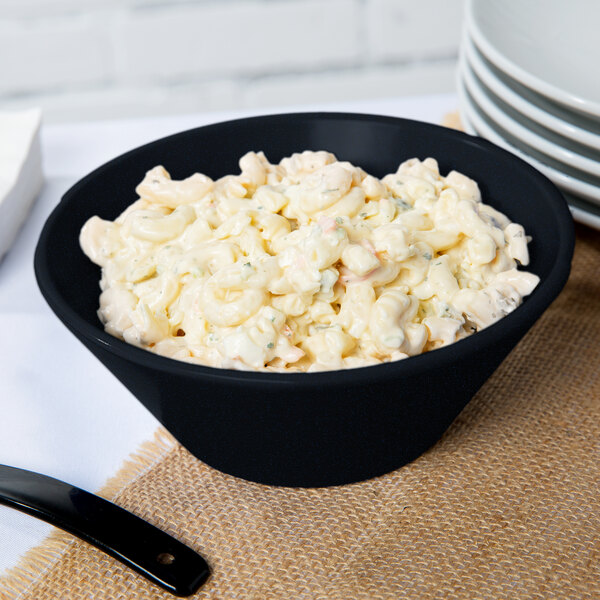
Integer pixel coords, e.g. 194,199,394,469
2,223,599,600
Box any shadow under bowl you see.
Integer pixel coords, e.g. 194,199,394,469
34,113,574,487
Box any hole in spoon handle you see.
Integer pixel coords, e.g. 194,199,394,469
0,464,210,596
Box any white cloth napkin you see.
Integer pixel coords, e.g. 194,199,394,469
0,109,44,263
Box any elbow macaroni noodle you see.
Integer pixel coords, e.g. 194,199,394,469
80,151,539,372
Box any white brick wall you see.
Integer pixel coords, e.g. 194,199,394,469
115,1,361,82
367,0,464,62
0,0,465,123
0,15,111,94
243,62,458,108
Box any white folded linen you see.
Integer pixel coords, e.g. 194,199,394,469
0,108,43,263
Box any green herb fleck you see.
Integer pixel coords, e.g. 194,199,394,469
393,197,411,210
335,217,344,225
360,212,367,218
435,261,442,266
423,252,432,260
244,262,251,267
266,342,274,349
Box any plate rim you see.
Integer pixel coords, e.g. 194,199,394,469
466,0,600,119
462,32,600,151
458,96,600,231
457,75,600,205
459,52,600,178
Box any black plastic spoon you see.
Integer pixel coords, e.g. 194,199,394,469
0,464,210,596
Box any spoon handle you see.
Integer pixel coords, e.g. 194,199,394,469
0,464,209,596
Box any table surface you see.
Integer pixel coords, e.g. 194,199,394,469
0,93,456,576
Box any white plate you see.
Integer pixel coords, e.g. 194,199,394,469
466,0,600,120
458,81,600,229
459,54,600,178
457,75,600,208
458,98,600,231
462,33,600,151
562,192,600,231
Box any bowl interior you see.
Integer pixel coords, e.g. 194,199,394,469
36,112,573,379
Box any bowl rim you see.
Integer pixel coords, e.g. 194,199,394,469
34,111,575,388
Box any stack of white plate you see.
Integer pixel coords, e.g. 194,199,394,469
458,0,600,230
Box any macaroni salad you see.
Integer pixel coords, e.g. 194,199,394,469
80,151,539,372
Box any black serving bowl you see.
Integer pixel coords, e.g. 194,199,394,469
35,113,574,487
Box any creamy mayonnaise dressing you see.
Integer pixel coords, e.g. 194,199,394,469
80,151,539,372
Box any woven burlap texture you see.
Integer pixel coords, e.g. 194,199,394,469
2,224,599,600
